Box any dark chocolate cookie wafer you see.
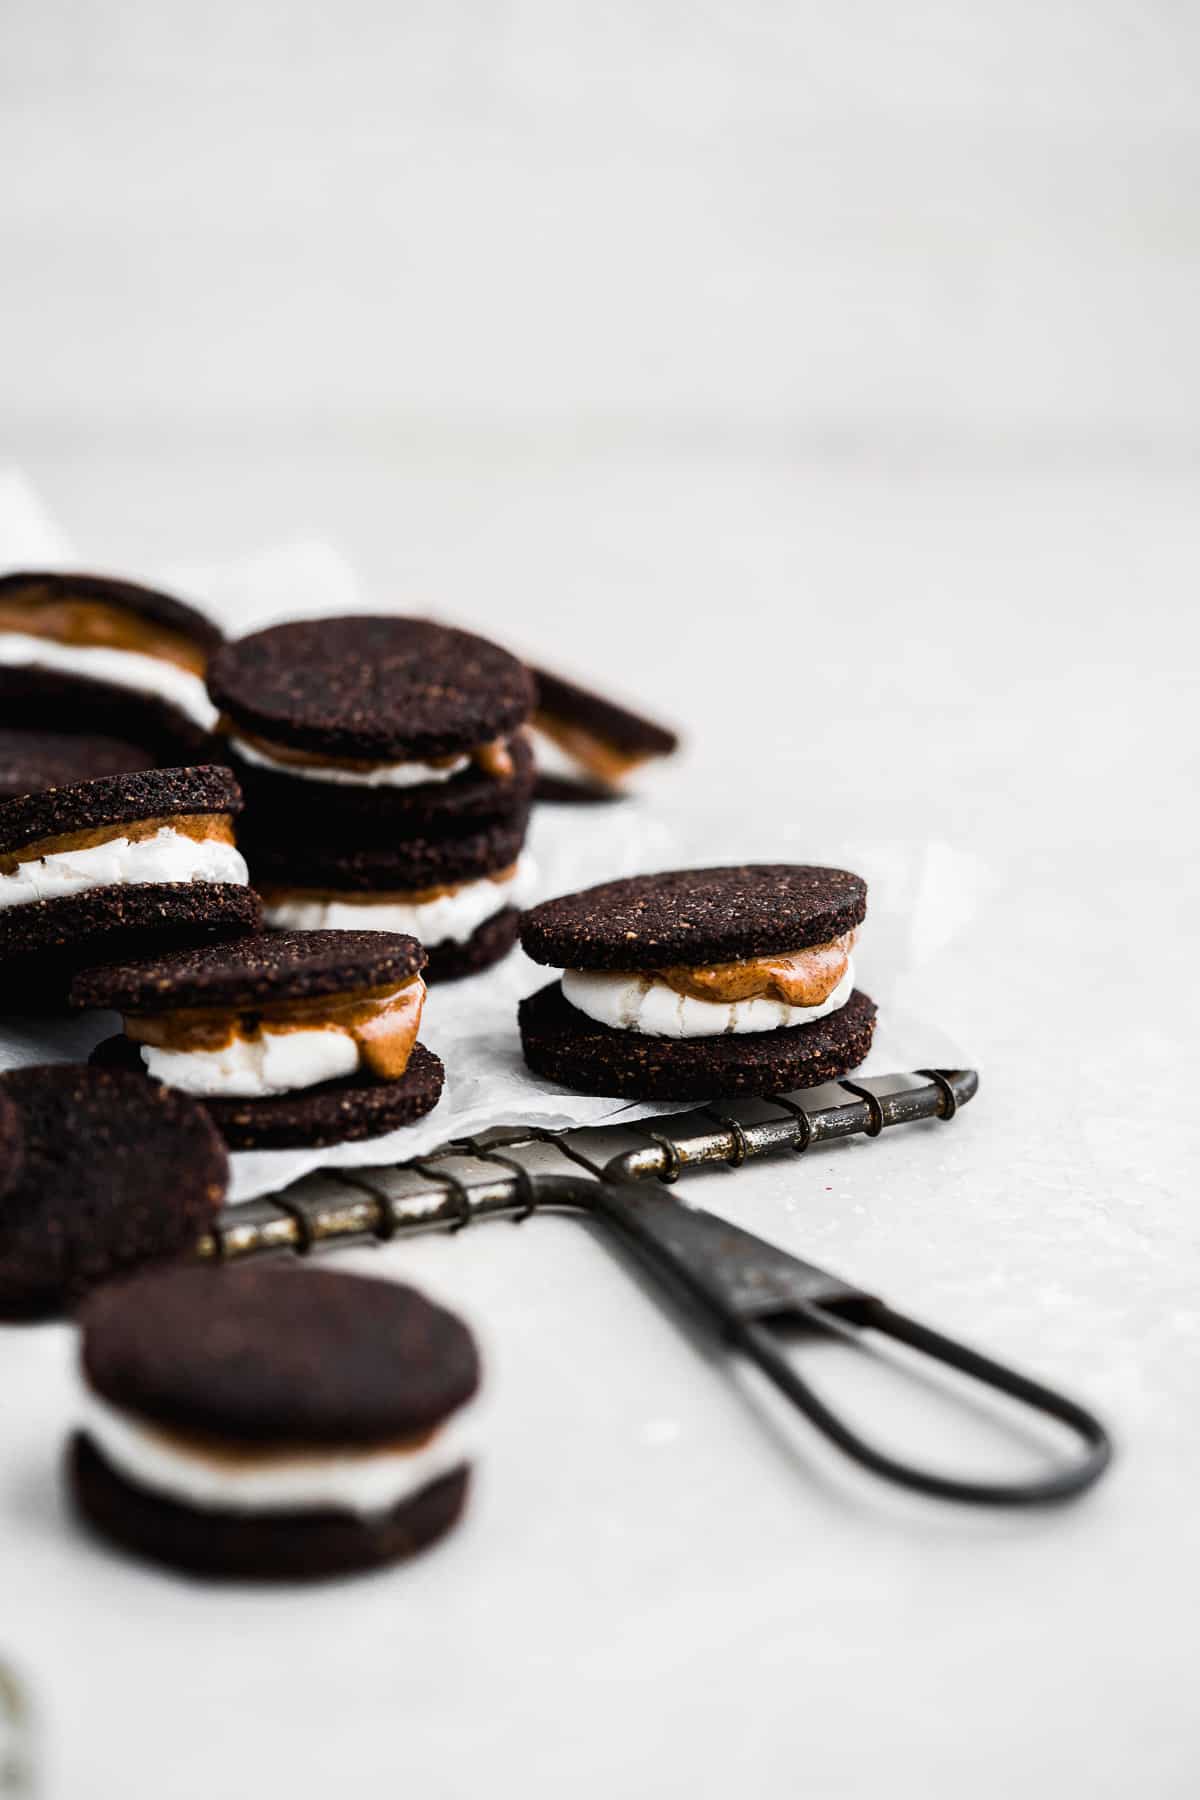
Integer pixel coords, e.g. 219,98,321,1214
245,812,528,896
71,1263,480,1578
93,1034,445,1150
209,615,534,762
76,929,444,1150
521,864,867,970
519,980,877,1100
531,665,679,801
0,1064,227,1319
0,764,241,859
0,1090,22,1202
0,729,154,800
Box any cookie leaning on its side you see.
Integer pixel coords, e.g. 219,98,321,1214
78,928,445,1150
529,665,679,802
0,570,222,762
69,1264,481,1580
518,864,877,1100
0,1064,227,1320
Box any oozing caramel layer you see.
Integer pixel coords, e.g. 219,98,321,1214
657,931,856,1006
225,721,514,781
533,710,648,785
257,863,518,909
0,593,207,675
0,812,235,877
126,976,426,1081
135,1416,437,1468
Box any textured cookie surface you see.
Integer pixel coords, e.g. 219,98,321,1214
0,885,263,1004
521,865,867,970
0,730,155,800
424,908,519,983
70,1436,469,1581
229,728,535,844
0,569,223,649
0,669,218,765
0,1064,227,1318
518,980,877,1100
0,1091,22,1201
92,1035,445,1150
533,667,679,757
79,1262,481,1443
74,927,425,1014
0,764,243,858
209,615,535,760
247,813,528,895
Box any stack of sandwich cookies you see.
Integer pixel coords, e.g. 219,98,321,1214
0,728,154,800
0,1064,227,1319
530,665,678,802
0,765,260,1001
518,864,877,1099
70,1265,480,1579
78,929,444,1149
0,571,222,762
209,616,536,978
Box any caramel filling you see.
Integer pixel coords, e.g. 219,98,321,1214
126,976,426,1082
0,593,207,676
657,931,856,1007
225,721,514,781
257,863,518,909
0,812,235,877
533,710,648,786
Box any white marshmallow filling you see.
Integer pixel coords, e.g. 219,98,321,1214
560,958,857,1040
134,982,421,1099
0,633,218,730
77,1388,473,1519
0,827,248,911
261,852,536,945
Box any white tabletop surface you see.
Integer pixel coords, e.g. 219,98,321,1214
2,2,1198,1789
0,457,1195,1799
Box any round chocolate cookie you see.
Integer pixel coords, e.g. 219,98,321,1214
71,1263,480,1578
93,1035,445,1150
0,729,155,800
519,980,878,1101
229,727,536,844
0,764,241,860
73,927,426,1014
76,929,444,1150
209,615,535,762
244,812,528,897
0,765,257,1008
0,1064,227,1319
0,570,223,763
520,865,867,971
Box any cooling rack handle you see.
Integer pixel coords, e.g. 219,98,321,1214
591,1180,1113,1506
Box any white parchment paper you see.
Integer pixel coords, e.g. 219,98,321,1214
0,470,971,1203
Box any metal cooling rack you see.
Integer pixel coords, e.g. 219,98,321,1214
197,1067,1113,1508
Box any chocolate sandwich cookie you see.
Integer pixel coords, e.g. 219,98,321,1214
0,571,223,762
0,728,155,800
69,1264,480,1579
0,1064,227,1319
0,764,259,1006
530,665,678,801
245,813,532,984
518,864,877,1099
208,615,536,839
76,929,445,1150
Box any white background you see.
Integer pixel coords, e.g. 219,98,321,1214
1,4,1198,1797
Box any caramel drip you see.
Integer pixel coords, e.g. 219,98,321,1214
136,1417,437,1468
126,976,426,1082
0,595,207,675
226,721,514,780
258,863,518,908
533,710,648,785
658,931,856,1007
0,812,235,877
